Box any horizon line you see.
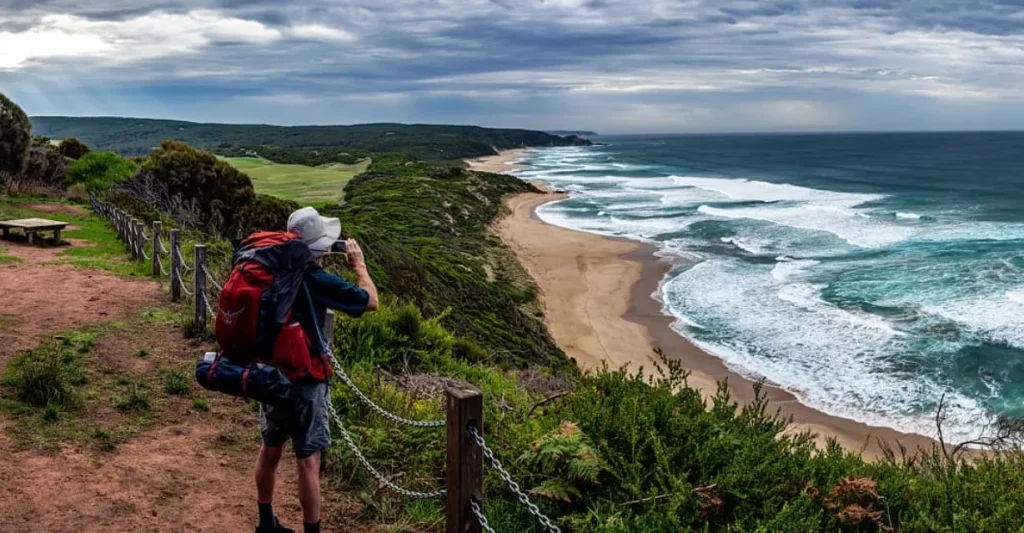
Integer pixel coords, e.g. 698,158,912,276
29,114,1024,137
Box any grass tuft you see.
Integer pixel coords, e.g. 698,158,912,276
3,341,86,409
162,369,190,396
113,381,151,413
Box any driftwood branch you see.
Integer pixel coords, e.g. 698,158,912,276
527,391,571,416
618,485,718,507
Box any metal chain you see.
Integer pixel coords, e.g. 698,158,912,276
326,353,445,428
470,499,497,533
326,400,446,499
202,265,223,292
176,248,194,271
469,426,562,533
178,267,195,297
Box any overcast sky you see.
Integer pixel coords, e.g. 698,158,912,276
3,0,1024,133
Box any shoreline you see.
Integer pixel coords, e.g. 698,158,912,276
471,151,942,460
466,149,527,173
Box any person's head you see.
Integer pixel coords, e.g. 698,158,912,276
287,206,341,260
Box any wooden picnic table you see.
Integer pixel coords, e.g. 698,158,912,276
0,218,68,245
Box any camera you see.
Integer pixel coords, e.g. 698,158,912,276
330,240,348,253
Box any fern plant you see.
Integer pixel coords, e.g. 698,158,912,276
517,421,604,503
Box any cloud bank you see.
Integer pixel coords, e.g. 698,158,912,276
3,0,1024,132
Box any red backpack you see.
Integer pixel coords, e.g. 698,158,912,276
214,231,333,382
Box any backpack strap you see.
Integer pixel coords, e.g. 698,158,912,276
303,283,332,357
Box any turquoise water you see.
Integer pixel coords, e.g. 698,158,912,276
515,133,1024,441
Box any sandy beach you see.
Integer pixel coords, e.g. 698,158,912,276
467,149,527,173
470,152,942,460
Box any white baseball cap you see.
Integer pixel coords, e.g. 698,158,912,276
287,206,341,257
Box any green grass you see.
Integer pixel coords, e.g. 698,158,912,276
161,369,190,396
0,244,21,263
223,156,368,205
0,198,150,276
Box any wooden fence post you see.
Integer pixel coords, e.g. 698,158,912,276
169,229,181,302
194,244,207,331
116,210,124,241
135,220,144,261
128,218,138,259
152,221,162,277
446,388,484,533
324,310,336,348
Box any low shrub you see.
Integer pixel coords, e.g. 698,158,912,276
58,138,90,160
192,398,210,411
65,151,137,191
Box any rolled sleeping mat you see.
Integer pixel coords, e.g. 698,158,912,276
195,352,294,407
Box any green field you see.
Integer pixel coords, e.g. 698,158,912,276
223,157,369,205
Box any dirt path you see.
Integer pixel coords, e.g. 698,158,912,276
0,241,160,369
0,237,347,532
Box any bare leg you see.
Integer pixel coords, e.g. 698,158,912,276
256,444,284,504
297,451,322,524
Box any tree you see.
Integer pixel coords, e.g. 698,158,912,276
140,141,256,236
0,92,31,177
58,138,90,160
3,146,68,194
66,151,137,191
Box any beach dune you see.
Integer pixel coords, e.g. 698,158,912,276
473,150,943,460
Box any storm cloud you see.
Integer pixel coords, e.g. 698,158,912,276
3,0,1024,132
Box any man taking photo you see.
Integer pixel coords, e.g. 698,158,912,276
254,206,379,533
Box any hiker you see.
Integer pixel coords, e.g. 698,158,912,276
254,206,379,533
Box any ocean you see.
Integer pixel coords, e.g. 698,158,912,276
514,132,1024,442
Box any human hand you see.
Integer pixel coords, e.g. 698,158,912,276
345,239,366,269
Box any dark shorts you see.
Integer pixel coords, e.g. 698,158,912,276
259,381,331,459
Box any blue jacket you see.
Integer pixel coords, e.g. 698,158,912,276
292,266,370,355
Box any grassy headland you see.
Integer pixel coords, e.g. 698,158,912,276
222,156,369,205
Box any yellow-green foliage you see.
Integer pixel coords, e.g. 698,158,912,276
223,156,366,205
326,299,1024,532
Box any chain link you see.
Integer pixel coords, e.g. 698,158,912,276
326,400,446,499
202,265,223,292
469,426,562,533
325,353,445,428
179,268,194,297
177,248,194,271
470,499,497,533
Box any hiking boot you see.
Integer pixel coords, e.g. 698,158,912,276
255,517,295,533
